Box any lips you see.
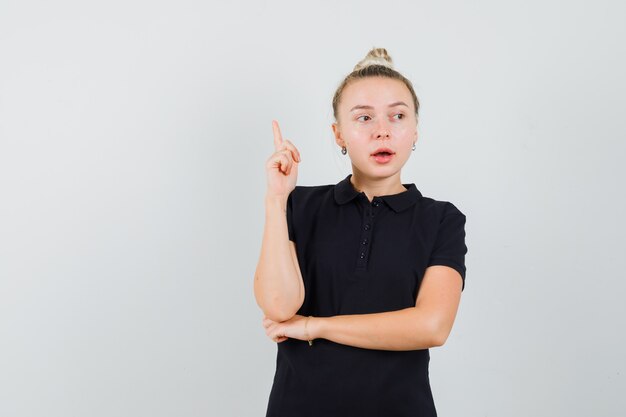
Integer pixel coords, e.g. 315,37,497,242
371,147,395,157
371,147,395,164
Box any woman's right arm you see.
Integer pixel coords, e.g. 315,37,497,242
253,121,304,323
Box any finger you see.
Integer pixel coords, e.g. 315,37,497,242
270,330,286,342
268,153,288,173
279,150,294,174
268,323,282,335
275,150,293,174
283,156,293,175
268,333,287,343
272,120,283,151
281,139,301,162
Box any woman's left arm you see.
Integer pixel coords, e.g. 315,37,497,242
263,265,463,351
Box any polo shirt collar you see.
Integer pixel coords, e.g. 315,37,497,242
334,174,421,213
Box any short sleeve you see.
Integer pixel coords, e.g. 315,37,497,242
286,191,295,242
427,202,467,290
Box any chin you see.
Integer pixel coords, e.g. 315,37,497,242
362,167,402,180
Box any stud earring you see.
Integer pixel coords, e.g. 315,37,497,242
341,146,347,155
412,143,416,151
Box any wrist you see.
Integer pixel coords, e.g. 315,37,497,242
265,194,289,210
308,316,326,341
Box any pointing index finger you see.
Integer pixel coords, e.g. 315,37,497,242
272,120,283,151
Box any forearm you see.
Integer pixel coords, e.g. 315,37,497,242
313,307,446,351
254,195,304,322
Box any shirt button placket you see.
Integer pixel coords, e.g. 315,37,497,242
356,198,380,271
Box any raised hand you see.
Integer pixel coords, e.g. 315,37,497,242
265,120,301,198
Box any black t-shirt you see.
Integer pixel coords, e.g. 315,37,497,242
265,174,467,417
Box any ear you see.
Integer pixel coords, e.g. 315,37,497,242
332,122,345,147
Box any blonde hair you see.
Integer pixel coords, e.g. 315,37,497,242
332,47,419,121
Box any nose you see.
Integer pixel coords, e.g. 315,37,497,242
375,120,390,140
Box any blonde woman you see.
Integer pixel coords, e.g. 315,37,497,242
254,48,467,417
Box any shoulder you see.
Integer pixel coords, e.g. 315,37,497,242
288,184,335,208
286,184,336,236
411,190,466,231
290,183,334,198
416,191,465,219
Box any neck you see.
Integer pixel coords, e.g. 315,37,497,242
349,171,407,202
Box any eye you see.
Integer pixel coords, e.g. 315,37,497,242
392,113,405,120
357,115,371,122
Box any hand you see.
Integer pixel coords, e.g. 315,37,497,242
265,120,301,198
262,314,317,344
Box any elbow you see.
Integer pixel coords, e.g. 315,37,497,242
263,303,299,322
253,273,305,322
421,317,453,348
257,293,304,323
265,311,295,323
429,330,449,347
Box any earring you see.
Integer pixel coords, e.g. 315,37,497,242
341,146,347,155
412,143,416,151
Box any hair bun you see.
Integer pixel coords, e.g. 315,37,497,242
353,47,394,71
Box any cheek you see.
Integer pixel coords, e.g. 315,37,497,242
392,124,415,139
344,127,369,145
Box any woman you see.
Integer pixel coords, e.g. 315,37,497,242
254,48,467,417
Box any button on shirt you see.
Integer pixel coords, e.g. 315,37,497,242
265,174,467,417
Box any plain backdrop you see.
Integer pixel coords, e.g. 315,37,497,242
1,0,625,416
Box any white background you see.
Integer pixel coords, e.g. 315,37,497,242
1,1,625,416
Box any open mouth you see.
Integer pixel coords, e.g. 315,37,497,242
371,148,395,157
371,149,395,163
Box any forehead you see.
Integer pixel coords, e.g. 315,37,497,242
341,77,413,108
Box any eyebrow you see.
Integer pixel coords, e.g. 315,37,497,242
349,101,409,112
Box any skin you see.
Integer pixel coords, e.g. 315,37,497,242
332,77,418,200
256,77,463,351
253,121,303,323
